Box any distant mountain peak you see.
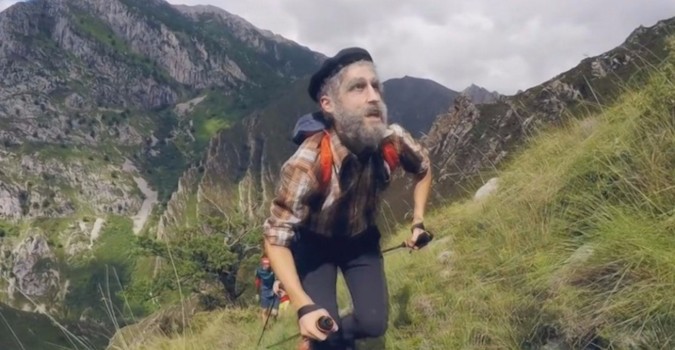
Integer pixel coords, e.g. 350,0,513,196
171,4,290,46
382,76,459,137
461,83,500,104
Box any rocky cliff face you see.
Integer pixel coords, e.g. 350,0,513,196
422,17,675,198
196,77,336,215
461,84,500,104
156,164,201,239
2,234,61,308
0,0,322,322
0,0,322,209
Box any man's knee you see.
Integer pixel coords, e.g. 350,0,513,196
356,314,388,337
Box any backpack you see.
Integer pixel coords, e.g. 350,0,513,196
292,112,400,192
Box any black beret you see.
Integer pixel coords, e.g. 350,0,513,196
308,47,373,102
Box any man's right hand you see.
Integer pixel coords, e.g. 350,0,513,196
298,308,337,341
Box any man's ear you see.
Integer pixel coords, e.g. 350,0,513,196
319,95,335,115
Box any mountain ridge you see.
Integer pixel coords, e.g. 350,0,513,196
462,83,501,104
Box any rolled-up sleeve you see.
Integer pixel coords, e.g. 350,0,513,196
263,158,317,247
389,124,430,175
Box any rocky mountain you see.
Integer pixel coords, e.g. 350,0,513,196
0,0,323,198
423,17,675,204
461,83,500,104
0,0,324,334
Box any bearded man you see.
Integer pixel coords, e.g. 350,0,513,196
263,47,433,350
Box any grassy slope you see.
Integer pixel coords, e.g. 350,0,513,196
115,41,675,350
0,302,110,350
0,217,156,350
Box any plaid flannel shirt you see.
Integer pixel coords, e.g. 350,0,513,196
263,123,430,247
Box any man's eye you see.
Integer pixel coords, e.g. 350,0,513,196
348,81,369,92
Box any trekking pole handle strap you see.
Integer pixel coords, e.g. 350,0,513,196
297,304,321,320
410,222,425,233
411,222,434,249
297,305,335,334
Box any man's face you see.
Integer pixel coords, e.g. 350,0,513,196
321,62,389,154
261,261,270,270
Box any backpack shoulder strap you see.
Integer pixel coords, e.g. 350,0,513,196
297,130,333,192
313,129,401,189
318,130,333,192
381,141,400,171
317,131,400,187
380,124,412,172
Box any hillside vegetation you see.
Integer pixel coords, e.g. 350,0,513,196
104,37,675,350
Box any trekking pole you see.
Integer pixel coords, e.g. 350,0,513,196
381,241,406,253
265,316,334,349
257,299,277,347
381,230,434,253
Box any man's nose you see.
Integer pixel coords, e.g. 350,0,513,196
366,85,381,103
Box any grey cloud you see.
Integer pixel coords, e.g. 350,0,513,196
257,0,675,94
0,0,20,11
2,0,674,94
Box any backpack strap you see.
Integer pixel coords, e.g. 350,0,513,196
381,141,400,172
315,130,402,192
318,130,333,192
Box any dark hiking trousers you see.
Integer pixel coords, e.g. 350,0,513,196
291,227,389,350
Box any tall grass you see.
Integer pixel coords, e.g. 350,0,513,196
1,274,97,350
374,44,674,349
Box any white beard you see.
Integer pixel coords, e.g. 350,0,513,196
333,101,389,155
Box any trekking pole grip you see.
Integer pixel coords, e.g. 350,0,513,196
317,316,334,333
416,230,434,248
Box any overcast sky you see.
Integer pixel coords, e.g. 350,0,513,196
2,1,675,95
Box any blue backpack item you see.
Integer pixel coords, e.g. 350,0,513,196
292,111,327,145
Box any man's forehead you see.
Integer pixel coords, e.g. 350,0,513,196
341,63,378,83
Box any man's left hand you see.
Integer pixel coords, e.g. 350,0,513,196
406,222,434,251
406,225,425,250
